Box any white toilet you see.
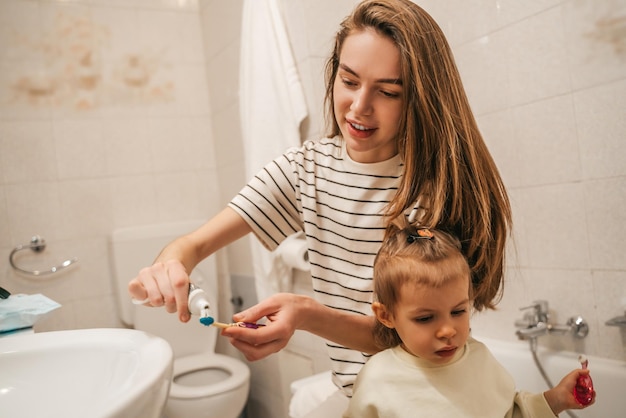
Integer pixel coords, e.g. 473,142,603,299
111,221,250,418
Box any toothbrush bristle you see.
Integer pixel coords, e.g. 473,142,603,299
199,316,215,326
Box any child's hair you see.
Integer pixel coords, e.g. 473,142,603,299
372,219,472,349
324,0,512,311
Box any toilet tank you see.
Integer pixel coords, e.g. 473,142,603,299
111,220,219,358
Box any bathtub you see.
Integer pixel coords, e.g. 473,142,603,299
289,336,626,418
478,336,625,418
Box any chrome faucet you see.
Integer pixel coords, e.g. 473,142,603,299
606,314,626,327
515,300,589,340
605,297,626,328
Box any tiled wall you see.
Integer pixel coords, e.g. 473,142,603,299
1,0,624,417
0,0,221,330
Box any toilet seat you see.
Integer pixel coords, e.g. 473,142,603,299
170,353,250,399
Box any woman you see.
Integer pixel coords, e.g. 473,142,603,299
128,0,511,413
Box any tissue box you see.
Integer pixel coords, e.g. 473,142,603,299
0,294,61,333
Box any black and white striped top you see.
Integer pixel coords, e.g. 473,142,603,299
229,135,404,396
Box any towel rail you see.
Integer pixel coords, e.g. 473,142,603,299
9,235,78,277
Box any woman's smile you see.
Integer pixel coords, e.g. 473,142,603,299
333,28,403,164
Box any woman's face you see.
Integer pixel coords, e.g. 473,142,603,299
333,28,403,164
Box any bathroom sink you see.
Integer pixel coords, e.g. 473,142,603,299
0,328,173,418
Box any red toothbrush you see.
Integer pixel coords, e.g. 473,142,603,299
573,355,595,406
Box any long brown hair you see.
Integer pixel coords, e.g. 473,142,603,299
324,0,511,310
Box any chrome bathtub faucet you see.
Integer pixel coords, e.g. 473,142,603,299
514,300,589,340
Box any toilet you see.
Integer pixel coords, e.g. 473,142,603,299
111,221,250,418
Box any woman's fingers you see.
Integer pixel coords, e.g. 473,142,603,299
225,331,289,362
127,260,191,322
165,260,192,322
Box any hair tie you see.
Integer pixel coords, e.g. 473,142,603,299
407,228,434,243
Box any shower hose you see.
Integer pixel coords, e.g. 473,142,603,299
528,338,579,418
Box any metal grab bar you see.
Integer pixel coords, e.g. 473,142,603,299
9,235,78,277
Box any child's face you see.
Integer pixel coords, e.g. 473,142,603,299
333,28,403,164
386,276,471,364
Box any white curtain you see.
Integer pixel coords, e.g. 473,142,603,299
240,0,308,302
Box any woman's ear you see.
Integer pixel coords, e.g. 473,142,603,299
372,302,395,329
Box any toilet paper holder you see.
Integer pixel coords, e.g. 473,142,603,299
278,233,310,271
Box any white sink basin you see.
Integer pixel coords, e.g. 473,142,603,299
0,328,173,418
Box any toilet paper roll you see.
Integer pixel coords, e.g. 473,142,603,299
279,235,310,271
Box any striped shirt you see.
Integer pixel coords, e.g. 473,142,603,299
229,135,404,396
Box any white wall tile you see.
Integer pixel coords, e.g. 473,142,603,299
174,63,211,115
593,270,626,359
109,175,159,226
154,171,203,221
428,0,501,46
0,120,58,184
57,179,113,239
200,0,243,61
496,0,564,27
456,33,509,115
300,0,357,58
477,109,521,188
0,186,10,248
90,5,142,63
504,6,572,106
574,79,626,179
206,40,240,113
518,183,590,269
512,94,581,186
507,189,531,268
584,177,626,270
563,0,626,90
103,118,153,176
53,119,108,180
5,182,62,242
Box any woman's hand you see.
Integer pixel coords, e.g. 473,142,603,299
221,292,380,361
126,208,254,324
221,293,305,361
128,259,193,322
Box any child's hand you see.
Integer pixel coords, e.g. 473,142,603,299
543,369,596,415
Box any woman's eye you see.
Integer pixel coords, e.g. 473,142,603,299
341,77,357,87
381,90,400,98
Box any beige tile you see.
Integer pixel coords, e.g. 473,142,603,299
53,119,108,180
109,175,159,226
512,94,581,186
585,177,626,270
1,120,57,184
563,0,626,90
478,109,521,189
504,7,571,106
456,33,509,115
574,79,626,179
518,183,591,269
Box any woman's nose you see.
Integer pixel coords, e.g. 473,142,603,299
350,88,373,116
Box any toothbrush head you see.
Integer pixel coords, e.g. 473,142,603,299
578,354,588,369
199,316,215,326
